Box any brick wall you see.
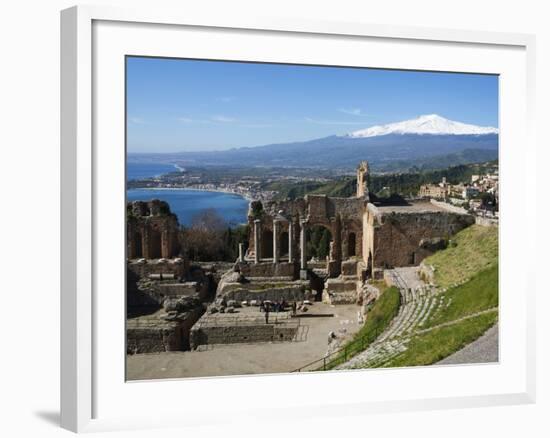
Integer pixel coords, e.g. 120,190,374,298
367,211,474,269
190,322,297,348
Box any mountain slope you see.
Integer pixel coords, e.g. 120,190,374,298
346,114,498,138
129,114,499,171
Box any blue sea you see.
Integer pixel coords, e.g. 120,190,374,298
127,162,178,180
126,162,248,226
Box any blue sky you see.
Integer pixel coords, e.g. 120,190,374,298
127,57,498,153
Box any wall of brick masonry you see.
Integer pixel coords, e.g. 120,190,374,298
190,322,297,348
366,210,474,269
127,320,181,354
236,261,297,278
127,307,204,353
222,284,308,302
156,282,201,297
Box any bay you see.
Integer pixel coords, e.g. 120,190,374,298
126,188,249,227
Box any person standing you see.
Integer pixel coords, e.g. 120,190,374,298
265,302,270,324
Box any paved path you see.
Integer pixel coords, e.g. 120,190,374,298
393,266,426,290
127,303,362,380
437,323,499,365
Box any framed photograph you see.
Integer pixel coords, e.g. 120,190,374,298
61,5,536,432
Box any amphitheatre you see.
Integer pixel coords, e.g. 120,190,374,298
126,161,498,379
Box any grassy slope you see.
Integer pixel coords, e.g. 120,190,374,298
422,225,498,288
343,224,499,369
309,178,356,198
380,226,499,367
323,285,401,370
424,264,498,329
383,310,498,367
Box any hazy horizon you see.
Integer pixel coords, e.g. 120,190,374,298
127,57,498,154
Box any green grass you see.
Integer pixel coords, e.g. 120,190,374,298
380,310,498,368
321,286,401,370
309,178,356,198
264,180,326,200
335,226,499,370
424,264,498,329
423,225,498,288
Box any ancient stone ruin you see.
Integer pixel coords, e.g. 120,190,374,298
228,162,474,302
126,200,215,354
127,163,475,353
127,200,181,259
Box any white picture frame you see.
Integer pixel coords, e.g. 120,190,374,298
60,4,537,433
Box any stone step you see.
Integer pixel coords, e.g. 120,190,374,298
324,278,358,293
312,268,328,277
322,290,356,305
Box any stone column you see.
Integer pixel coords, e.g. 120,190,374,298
142,227,150,259
238,243,245,262
273,220,280,264
253,220,261,264
288,221,294,262
300,220,307,271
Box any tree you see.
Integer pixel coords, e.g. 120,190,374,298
181,209,249,262
306,225,332,260
318,229,331,259
181,210,225,261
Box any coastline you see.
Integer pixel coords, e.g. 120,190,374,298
127,186,255,203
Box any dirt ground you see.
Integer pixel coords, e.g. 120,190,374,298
126,302,362,380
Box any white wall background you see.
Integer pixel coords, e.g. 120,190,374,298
0,0,547,436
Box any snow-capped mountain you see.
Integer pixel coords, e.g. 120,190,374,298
138,113,499,171
345,114,499,138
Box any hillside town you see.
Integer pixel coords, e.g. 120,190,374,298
418,165,499,221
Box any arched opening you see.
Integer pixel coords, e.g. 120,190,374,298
280,231,289,257
348,232,357,257
133,231,143,258
149,228,162,259
367,251,373,279
306,225,332,261
261,229,273,259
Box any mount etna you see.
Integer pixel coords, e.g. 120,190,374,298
128,114,499,172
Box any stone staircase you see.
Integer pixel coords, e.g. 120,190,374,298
338,267,448,369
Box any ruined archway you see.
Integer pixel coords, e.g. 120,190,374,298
348,232,357,257
261,229,273,259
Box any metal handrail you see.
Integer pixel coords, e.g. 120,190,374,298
292,320,386,372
